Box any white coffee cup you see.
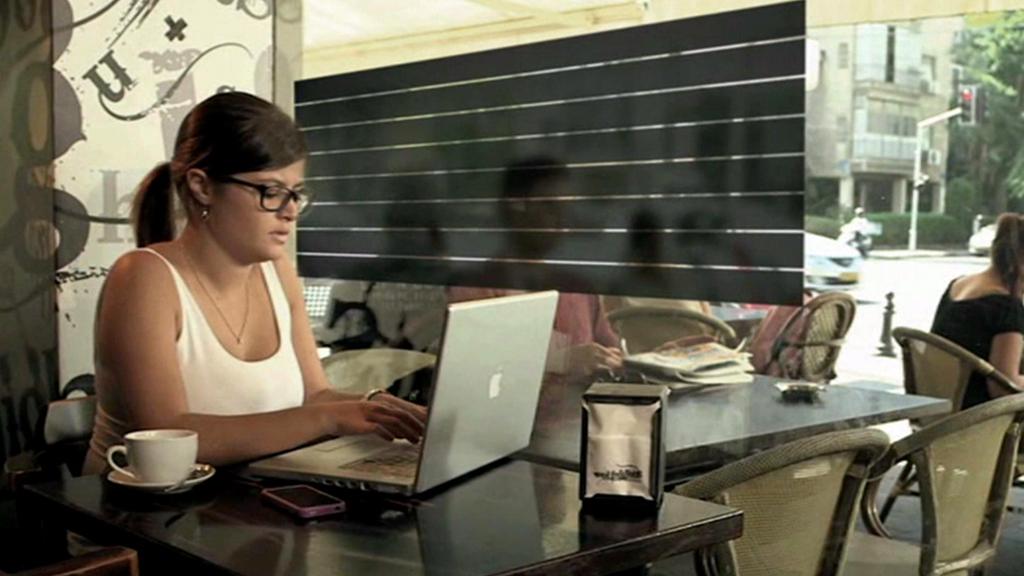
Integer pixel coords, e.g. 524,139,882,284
106,429,198,484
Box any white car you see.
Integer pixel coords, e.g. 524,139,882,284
968,224,996,256
804,232,863,290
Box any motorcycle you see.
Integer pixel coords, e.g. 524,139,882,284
837,228,872,258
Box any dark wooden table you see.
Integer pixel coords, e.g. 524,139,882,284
523,376,950,484
19,460,741,576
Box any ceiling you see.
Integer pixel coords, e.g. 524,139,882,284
303,0,637,51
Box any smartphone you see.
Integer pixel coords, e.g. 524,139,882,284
260,485,346,519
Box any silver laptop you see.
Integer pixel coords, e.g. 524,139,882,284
247,290,559,495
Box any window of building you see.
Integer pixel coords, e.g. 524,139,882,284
885,25,896,82
838,42,849,69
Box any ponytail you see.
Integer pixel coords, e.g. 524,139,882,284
130,162,175,248
991,213,1024,295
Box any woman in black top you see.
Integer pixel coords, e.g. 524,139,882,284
931,213,1024,408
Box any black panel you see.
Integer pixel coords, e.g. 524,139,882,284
307,117,803,176
297,42,802,127
297,231,803,268
302,80,805,151
296,255,804,305
295,1,806,304
301,195,803,230
307,157,805,203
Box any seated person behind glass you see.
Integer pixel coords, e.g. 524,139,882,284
931,212,1024,408
83,93,425,475
446,158,621,380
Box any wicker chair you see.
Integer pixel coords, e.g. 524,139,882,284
762,292,856,384
848,393,1024,575
876,328,1022,523
671,429,889,576
606,306,737,355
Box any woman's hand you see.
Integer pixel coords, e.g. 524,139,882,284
323,400,425,443
370,392,428,425
567,343,623,377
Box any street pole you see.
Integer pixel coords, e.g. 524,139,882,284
910,126,923,251
908,107,963,251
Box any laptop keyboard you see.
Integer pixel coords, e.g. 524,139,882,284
338,443,421,478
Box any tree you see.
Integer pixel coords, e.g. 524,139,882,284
949,12,1024,214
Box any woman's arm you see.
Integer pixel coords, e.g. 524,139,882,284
987,332,1024,397
272,258,427,421
96,253,422,467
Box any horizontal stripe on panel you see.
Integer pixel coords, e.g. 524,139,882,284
306,117,803,176
310,114,804,156
298,226,802,233
296,255,806,305
296,2,803,103
300,37,801,109
296,43,803,127
311,191,801,208
305,156,805,202
296,230,803,268
302,80,804,151
308,152,803,181
299,194,804,230
298,251,799,273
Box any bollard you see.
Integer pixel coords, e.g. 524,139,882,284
877,292,897,357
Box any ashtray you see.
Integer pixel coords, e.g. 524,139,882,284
774,381,825,402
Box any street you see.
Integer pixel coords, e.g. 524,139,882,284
832,251,988,388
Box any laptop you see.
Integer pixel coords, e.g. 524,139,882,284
247,290,559,495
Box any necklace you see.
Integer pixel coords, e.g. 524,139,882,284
182,246,253,345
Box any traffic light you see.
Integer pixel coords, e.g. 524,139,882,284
958,85,986,125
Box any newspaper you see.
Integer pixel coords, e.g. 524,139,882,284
624,342,755,386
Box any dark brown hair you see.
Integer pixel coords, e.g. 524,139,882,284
991,212,1024,294
130,92,307,247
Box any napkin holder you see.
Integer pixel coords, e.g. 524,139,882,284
579,383,668,509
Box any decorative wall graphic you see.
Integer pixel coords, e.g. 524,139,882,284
51,0,273,400
1,0,60,472
163,16,187,42
295,2,806,305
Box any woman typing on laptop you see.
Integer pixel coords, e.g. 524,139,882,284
82,93,425,475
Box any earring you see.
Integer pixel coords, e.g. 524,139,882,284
200,205,210,221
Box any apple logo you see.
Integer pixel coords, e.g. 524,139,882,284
488,368,504,399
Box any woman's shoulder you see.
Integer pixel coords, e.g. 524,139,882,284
948,273,1013,302
104,245,179,302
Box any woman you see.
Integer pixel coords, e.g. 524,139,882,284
931,212,1024,409
83,93,426,475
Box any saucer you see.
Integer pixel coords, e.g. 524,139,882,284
107,463,216,494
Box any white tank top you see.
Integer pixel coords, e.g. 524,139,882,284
143,248,305,413
87,249,305,471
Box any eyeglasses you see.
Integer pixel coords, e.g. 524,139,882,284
213,175,314,215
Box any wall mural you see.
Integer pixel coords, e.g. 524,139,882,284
0,0,275,468
53,0,274,397
0,0,57,470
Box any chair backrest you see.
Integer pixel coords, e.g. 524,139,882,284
676,429,889,576
765,292,856,383
606,306,737,354
321,348,436,395
4,545,138,576
877,394,1024,575
891,327,1017,428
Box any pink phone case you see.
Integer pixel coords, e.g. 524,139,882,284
260,485,346,519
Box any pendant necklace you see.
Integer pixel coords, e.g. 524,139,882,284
182,247,253,345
